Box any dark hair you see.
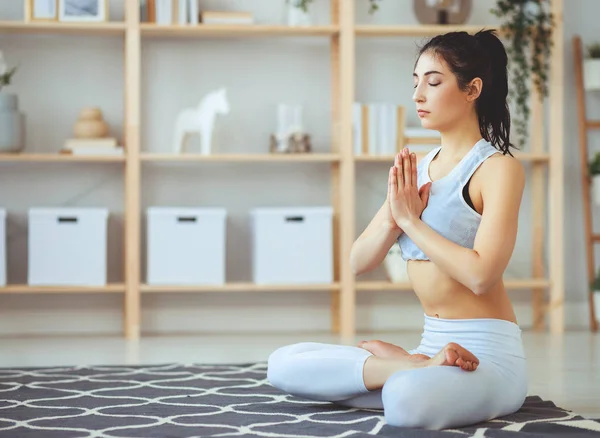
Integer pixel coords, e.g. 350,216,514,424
416,29,515,155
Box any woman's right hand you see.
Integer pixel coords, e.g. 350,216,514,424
386,152,432,232
383,154,404,233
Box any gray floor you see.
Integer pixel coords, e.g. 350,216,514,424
1,330,598,419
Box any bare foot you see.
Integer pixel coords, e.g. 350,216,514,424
362,342,479,391
358,340,430,362
426,342,479,371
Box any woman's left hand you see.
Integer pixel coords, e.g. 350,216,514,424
388,148,432,229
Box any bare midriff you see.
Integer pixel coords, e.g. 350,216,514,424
407,259,518,324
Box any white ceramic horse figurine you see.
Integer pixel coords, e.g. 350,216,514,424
172,88,230,154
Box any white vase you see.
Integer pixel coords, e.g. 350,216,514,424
594,291,600,322
0,91,25,153
384,246,410,283
286,0,312,26
592,175,600,205
584,59,600,91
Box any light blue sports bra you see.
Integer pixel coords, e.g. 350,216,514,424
397,138,501,261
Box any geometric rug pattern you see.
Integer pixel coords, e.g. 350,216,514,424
0,363,598,437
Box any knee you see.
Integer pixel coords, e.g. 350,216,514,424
382,372,443,430
266,342,311,392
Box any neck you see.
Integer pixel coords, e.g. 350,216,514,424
438,116,482,162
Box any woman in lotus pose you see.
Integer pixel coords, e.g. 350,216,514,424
267,29,528,430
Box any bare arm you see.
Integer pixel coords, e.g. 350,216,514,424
349,201,402,276
399,155,525,295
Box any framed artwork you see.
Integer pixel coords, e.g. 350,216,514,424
26,0,58,22
58,0,108,22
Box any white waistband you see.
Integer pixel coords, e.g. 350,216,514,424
415,314,525,360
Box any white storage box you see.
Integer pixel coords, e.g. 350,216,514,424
0,209,5,287
251,206,333,284
28,208,108,286
147,207,227,285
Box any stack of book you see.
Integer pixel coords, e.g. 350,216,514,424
352,102,441,156
60,138,124,156
140,0,254,26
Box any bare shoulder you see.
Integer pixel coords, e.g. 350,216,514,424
478,153,526,192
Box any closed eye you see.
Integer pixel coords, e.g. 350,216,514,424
413,82,441,88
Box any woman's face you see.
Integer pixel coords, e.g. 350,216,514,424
412,51,476,132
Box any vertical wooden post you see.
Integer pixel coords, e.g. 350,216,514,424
339,0,355,344
330,0,341,334
124,0,141,340
548,0,564,334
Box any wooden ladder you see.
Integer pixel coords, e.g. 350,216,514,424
573,35,599,332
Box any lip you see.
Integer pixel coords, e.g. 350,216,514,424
417,110,429,117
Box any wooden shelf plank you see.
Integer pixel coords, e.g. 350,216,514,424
0,154,125,162
141,282,340,292
588,120,600,129
0,21,126,35
0,284,125,294
355,24,504,37
355,153,550,163
141,24,339,37
141,153,341,162
356,279,551,291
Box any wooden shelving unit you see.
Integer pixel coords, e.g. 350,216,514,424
140,153,341,162
355,24,507,37
0,284,125,294
140,23,339,37
573,35,599,332
0,20,126,35
141,283,340,293
0,154,126,162
0,0,565,340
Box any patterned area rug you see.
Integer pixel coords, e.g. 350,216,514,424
0,363,598,437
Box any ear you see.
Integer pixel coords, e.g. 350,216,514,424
466,77,483,102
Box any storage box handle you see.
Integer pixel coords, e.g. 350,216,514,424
285,216,304,222
57,217,78,223
177,216,197,223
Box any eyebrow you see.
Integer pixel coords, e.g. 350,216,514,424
413,70,444,78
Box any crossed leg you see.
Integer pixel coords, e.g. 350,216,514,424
267,339,478,400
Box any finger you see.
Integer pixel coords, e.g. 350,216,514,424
411,153,417,187
396,159,403,188
389,166,397,193
394,152,401,170
403,148,411,188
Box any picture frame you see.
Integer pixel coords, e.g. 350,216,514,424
25,0,58,22
58,0,108,22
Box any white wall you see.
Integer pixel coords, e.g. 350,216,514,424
0,0,597,336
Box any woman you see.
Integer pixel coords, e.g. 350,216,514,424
267,29,528,430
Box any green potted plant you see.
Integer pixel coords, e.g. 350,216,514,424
589,151,600,205
0,50,24,153
584,42,600,91
490,0,554,148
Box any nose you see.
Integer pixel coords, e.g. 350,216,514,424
412,83,425,103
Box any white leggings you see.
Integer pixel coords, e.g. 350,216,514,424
267,315,528,430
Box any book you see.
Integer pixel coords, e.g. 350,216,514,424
200,11,254,25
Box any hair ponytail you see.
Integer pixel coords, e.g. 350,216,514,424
417,29,515,155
